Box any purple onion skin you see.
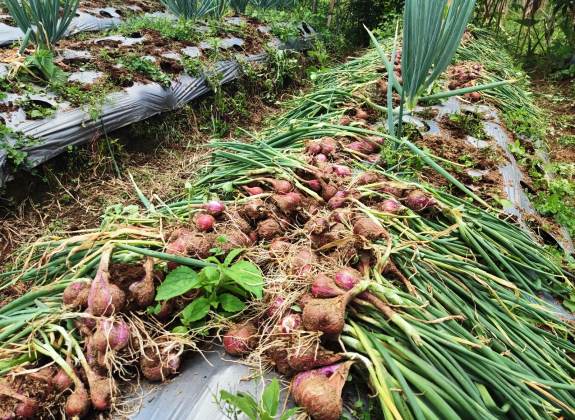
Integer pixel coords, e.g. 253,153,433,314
311,274,344,298
405,190,436,212
332,165,352,177
334,270,358,290
87,248,124,316
266,297,286,318
102,319,131,350
378,199,403,214
293,362,344,388
204,201,225,216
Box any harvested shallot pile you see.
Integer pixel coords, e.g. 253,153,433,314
1,11,574,420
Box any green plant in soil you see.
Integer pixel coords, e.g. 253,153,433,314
17,96,56,120
0,124,37,168
150,248,263,329
11,49,67,85
51,82,114,120
118,16,203,43
448,111,489,140
119,55,172,87
218,378,300,420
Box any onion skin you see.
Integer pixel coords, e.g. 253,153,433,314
302,292,354,335
263,178,293,194
140,349,181,382
320,182,338,201
128,257,156,308
87,248,126,317
357,172,381,185
314,153,328,163
165,229,214,269
203,200,225,216
376,198,403,214
268,239,292,258
287,343,344,372
240,198,268,221
242,186,264,196
334,268,362,290
15,399,38,418
54,368,74,392
98,319,131,351
346,140,377,154
196,214,216,232
223,322,258,356
280,313,302,333
291,362,353,420
63,281,91,309
65,386,90,418
332,165,352,177
355,108,369,120
353,217,387,240
405,190,437,211
311,274,344,298
304,217,330,235
319,137,337,156
339,116,352,126
306,142,322,155
266,296,286,318
89,376,112,411
288,248,317,276
327,192,348,209
256,218,283,240
306,179,322,192
273,192,302,214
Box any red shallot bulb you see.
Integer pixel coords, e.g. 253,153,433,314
203,200,225,216
196,214,216,232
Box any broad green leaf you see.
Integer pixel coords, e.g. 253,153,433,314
224,260,264,299
155,266,200,301
201,265,221,285
261,379,280,416
220,390,258,420
218,293,246,312
224,248,244,267
181,297,210,324
172,326,188,334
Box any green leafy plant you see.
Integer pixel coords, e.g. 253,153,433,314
11,49,67,85
448,111,489,140
367,0,510,137
119,55,172,87
161,0,214,20
4,0,79,50
218,378,299,420
119,16,203,43
151,248,263,326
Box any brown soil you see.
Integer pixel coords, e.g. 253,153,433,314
416,129,504,199
56,19,270,89
534,78,575,164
